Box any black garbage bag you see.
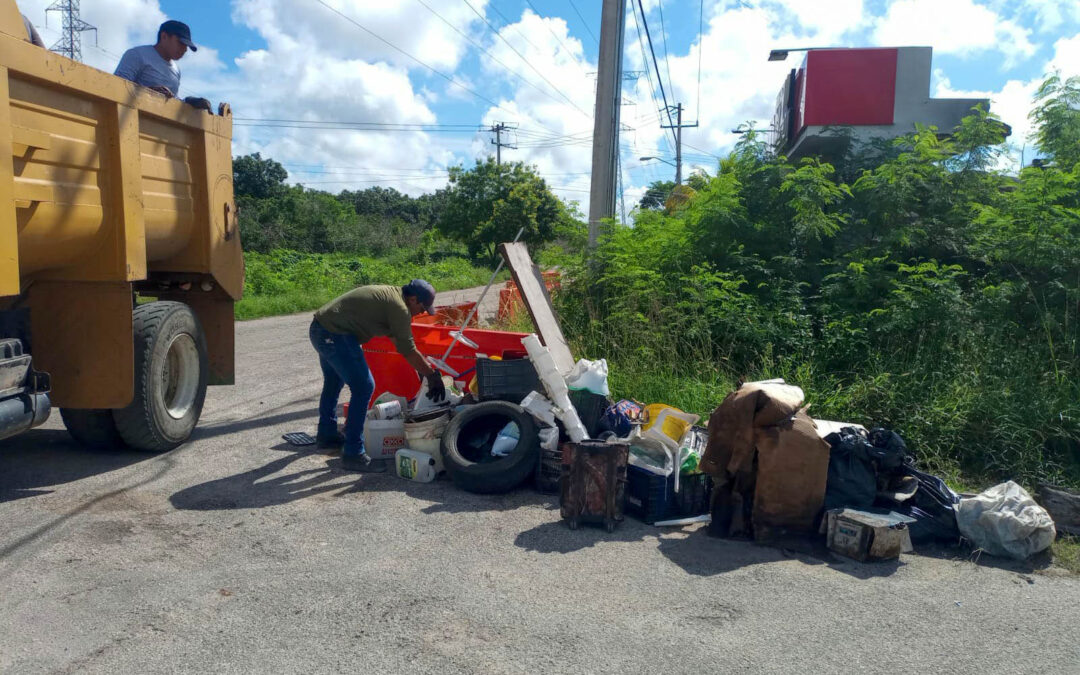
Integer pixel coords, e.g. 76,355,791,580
823,427,878,511
891,466,962,543
867,427,910,471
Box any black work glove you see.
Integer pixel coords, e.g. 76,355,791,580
425,372,446,403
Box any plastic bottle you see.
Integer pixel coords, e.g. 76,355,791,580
394,449,438,482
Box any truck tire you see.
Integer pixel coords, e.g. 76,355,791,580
113,301,208,452
441,401,539,494
60,408,126,450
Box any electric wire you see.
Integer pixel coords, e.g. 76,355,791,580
696,0,704,124
657,0,675,106
414,0,583,114
567,0,599,47
635,0,676,135
310,0,563,136
629,0,677,154
460,0,592,118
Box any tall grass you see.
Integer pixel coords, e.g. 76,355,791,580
236,249,505,320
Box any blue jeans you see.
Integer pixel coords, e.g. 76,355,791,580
309,319,375,457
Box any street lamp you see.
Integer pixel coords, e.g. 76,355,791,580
768,47,833,61
639,155,677,168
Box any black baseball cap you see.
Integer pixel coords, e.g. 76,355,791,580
403,279,437,315
160,20,197,51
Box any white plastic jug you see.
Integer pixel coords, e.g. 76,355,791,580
395,449,439,483
363,419,407,460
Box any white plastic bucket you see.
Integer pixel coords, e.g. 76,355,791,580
395,449,439,483
403,413,449,472
363,419,406,460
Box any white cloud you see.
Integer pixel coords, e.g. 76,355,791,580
873,0,1036,65
20,0,167,72
1018,0,1080,32
934,34,1080,169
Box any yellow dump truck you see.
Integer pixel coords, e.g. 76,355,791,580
0,2,242,451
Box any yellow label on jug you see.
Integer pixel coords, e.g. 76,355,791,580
399,456,417,479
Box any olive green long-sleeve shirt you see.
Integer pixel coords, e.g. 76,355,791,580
313,285,418,356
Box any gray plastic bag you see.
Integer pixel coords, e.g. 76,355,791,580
957,481,1056,560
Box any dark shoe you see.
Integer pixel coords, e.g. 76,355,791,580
316,431,345,449
340,454,387,473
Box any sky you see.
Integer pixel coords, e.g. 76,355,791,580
17,0,1080,214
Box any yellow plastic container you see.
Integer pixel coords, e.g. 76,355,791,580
642,404,697,443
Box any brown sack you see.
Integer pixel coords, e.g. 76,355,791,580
701,381,830,542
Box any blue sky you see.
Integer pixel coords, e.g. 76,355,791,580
19,0,1080,211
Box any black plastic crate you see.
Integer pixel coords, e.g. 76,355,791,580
568,389,612,438
625,465,713,524
534,444,562,494
475,357,543,402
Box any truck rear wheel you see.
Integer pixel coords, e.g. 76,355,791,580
60,408,125,450
113,302,208,452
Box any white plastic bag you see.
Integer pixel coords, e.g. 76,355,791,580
412,375,461,414
565,358,610,396
538,426,559,453
957,481,1056,560
491,422,520,457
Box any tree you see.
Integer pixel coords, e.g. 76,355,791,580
437,159,571,264
638,180,675,210
233,153,288,200
1029,72,1080,170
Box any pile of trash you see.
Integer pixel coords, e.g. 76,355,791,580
345,244,1069,564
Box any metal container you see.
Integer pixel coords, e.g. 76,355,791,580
559,441,629,532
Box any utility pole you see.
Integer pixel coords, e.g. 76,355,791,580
661,103,698,185
587,0,626,248
45,0,97,62
490,122,516,165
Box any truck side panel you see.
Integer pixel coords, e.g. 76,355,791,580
28,280,134,408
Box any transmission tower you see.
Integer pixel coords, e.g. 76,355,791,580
46,0,98,62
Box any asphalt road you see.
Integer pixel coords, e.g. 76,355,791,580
2,309,1079,674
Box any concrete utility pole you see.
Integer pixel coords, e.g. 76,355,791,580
490,122,516,165
45,0,97,62
661,103,698,185
587,0,626,247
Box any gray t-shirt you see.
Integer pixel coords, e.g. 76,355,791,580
114,45,180,96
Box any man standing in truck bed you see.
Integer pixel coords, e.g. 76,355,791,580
113,19,195,98
310,280,446,473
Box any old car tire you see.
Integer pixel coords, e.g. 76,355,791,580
60,408,126,450
113,302,208,452
441,401,539,494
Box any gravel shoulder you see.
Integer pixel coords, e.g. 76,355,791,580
1,310,1078,674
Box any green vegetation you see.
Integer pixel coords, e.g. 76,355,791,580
236,250,503,320
438,158,578,265
556,75,1080,489
231,155,546,319
1052,535,1080,574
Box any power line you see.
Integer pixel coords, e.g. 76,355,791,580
635,0,676,134
567,0,599,47
414,0,584,114
522,0,590,68
310,0,561,136
629,0,677,154
696,0,704,124
46,0,97,62
656,0,674,106
460,0,592,118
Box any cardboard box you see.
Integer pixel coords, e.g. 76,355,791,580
824,509,914,561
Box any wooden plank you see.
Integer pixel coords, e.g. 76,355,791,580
499,242,575,374
1037,483,1080,537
